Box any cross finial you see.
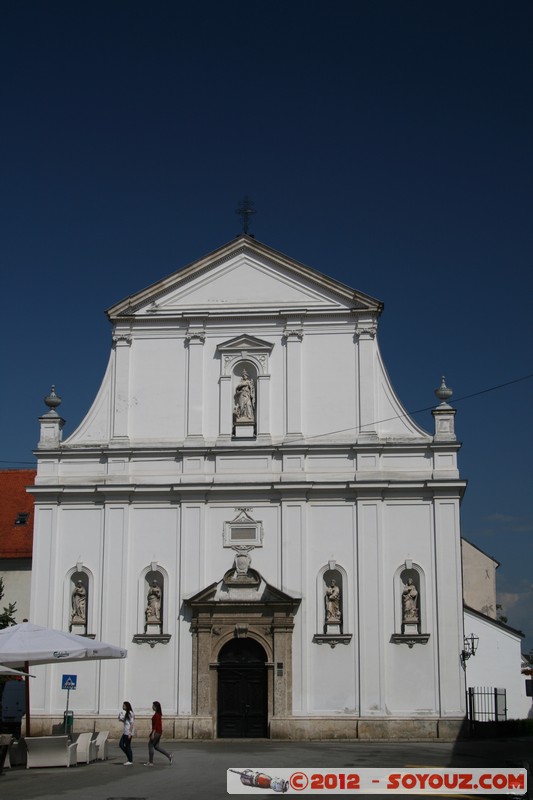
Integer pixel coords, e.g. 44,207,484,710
236,196,256,236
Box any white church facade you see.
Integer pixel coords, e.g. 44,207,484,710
29,235,467,739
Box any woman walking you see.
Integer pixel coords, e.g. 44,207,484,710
118,701,135,765
144,701,173,766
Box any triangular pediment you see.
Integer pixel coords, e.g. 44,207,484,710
185,574,301,608
217,334,274,353
107,236,382,319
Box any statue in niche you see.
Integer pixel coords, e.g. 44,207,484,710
233,369,255,422
402,577,419,624
145,579,162,625
325,579,341,624
71,579,87,625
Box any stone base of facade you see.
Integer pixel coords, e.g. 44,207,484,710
26,715,468,741
270,717,468,741
25,715,215,740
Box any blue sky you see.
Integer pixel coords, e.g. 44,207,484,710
1,2,532,651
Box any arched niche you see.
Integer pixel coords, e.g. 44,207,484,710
216,335,273,439
232,361,257,437
133,565,171,646
390,562,430,647
65,566,93,635
313,563,352,647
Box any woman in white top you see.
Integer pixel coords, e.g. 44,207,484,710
118,701,135,764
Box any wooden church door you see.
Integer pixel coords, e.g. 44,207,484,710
217,638,268,738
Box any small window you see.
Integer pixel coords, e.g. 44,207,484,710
15,512,30,526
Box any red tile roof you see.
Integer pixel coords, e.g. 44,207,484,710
0,469,36,558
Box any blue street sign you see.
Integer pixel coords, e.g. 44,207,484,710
61,674,77,690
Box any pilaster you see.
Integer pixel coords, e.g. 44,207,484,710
355,318,378,440
284,326,303,437
256,374,271,436
219,375,232,436
185,328,206,440
111,334,132,440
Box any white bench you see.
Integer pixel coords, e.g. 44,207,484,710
25,735,78,768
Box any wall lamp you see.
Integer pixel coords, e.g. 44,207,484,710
461,633,479,662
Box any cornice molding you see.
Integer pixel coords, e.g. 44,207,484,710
313,633,352,648
107,238,383,319
390,633,430,648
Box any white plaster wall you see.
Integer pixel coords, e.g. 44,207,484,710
434,499,465,715
30,505,105,715
357,501,383,714
304,331,357,437
464,610,531,720
306,504,357,713
127,506,180,714
62,322,432,449
383,502,438,713
130,337,186,441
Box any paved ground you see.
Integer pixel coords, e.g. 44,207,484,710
0,736,531,800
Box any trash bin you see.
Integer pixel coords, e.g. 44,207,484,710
63,711,74,735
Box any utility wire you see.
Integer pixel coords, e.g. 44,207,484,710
1,372,532,465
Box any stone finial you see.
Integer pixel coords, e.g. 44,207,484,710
43,385,62,415
432,376,456,441
38,385,65,449
434,376,453,407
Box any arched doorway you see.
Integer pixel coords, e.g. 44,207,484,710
217,638,268,738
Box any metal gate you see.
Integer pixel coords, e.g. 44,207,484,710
467,687,507,723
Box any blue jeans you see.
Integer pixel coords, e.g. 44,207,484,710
119,734,133,762
148,733,171,763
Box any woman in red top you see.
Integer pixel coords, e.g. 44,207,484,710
144,701,173,766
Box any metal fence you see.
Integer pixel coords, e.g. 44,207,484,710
467,686,507,723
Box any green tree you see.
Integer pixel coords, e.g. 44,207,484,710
0,577,17,629
496,603,508,624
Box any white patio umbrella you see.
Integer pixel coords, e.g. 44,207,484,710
0,622,127,665
0,664,35,677
0,622,127,734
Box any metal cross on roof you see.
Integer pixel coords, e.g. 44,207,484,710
236,196,256,235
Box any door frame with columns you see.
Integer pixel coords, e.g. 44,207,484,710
185,572,301,738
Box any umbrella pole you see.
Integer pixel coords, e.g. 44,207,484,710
24,661,31,737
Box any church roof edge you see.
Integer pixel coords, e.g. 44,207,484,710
105,235,384,320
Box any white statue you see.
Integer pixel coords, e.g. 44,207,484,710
325,579,341,623
71,580,87,624
402,578,419,623
233,370,255,422
145,579,162,624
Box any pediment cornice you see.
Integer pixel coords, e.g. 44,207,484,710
106,236,383,320
216,334,274,354
184,574,301,610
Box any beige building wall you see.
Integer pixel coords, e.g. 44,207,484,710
461,538,499,618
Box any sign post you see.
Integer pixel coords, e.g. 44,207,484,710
61,674,77,734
